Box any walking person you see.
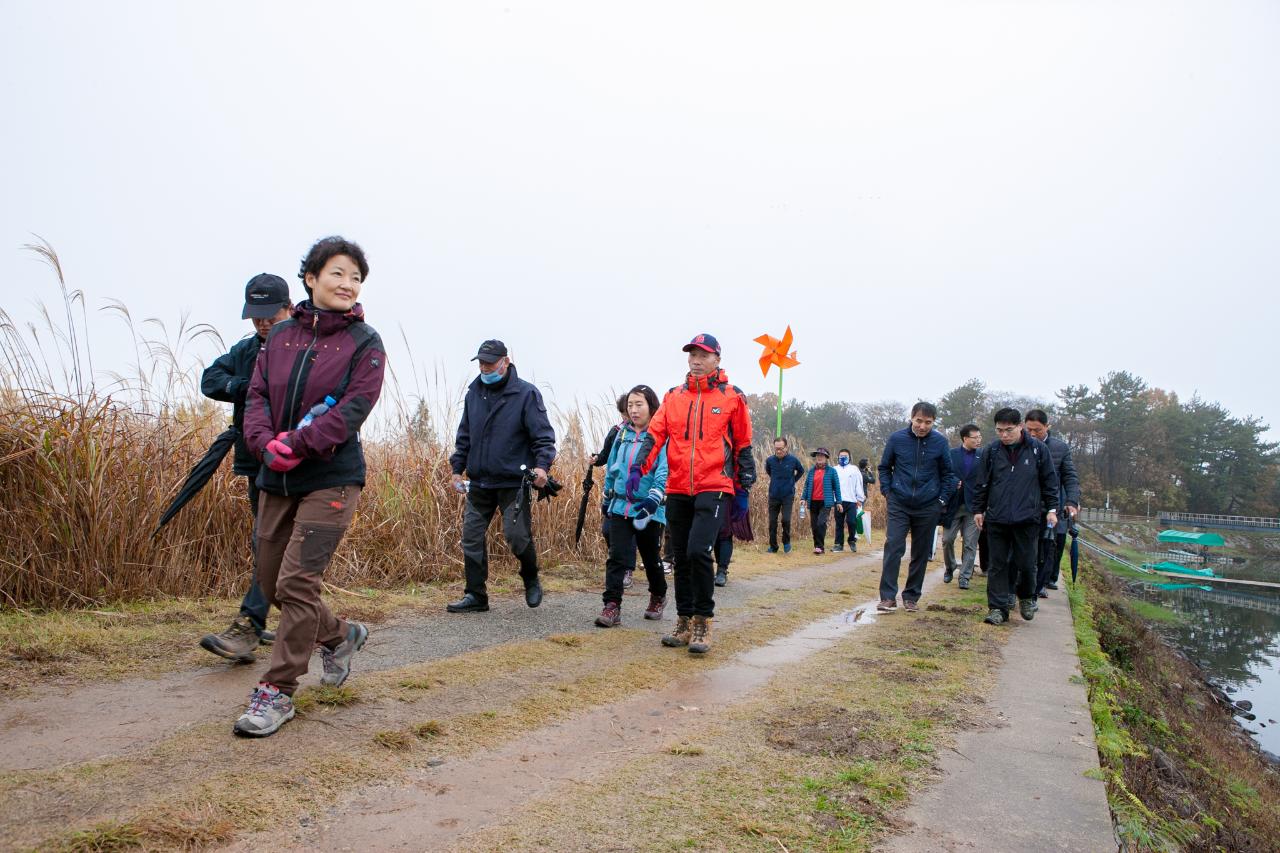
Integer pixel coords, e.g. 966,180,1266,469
942,425,983,589
714,486,751,586
589,394,629,550
972,408,1060,626
1024,409,1080,597
832,449,865,552
764,437,805,553
197,273,292,661
234,237,385,737
802,448,842,554
876,403,956,613
447,340,558,614
595,385,668,627
858,457,876,493
630,333,755,654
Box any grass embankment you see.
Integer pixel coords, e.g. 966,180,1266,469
1069,554,1280,851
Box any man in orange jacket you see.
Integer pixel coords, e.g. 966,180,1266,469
630,333,755,654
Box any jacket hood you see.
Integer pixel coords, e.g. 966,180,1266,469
684,368,730,391
292,300,366,335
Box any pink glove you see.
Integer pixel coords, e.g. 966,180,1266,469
264,432,301,473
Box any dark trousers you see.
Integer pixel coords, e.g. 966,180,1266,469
461,485,538,604
665,492,726,618
238,479,270,633
256,486,360,695
833,501,858,547
767,496,794,548
809,501,831,548
879,501,941,603
716,537,733,571
603,516,667,604
1036,531,1068,593
978,525,990,572
986,521,1039,612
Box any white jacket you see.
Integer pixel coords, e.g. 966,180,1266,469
834,463,865,504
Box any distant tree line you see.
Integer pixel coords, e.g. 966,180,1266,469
747,371,1279,517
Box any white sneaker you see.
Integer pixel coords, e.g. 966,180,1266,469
233,682,295,737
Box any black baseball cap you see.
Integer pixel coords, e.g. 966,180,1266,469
682,333,721,355
471,339,509,364
241,273,290,319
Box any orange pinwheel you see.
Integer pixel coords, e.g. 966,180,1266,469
754,326,800,378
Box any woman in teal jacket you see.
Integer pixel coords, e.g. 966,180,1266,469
802,448,843,554
597,385,669,627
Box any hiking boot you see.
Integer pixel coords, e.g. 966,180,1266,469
622,570,634,589
983,609,1006,626
1038,591,1049,599
851,542,857,553
783,543,792,553
233,682,295,737
943,570,954,583
958,580,971,590
259,630,275,645
446,593,489,613
595,601,622,628
644,594,666,620
876,599,897,613
524,579,543,608
1019,598,1038,621
200,616,259,663
662,615,692,647
714,569,728,587
688,615,713,654
903,599,919,613
320,621,368,687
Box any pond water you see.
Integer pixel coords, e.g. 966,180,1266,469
1134,556,1280,756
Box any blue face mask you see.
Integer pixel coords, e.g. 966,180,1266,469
838,457,849,466
480,369,504,385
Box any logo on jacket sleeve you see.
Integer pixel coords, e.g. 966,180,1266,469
711,407,721,414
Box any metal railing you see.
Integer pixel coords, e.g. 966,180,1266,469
1158,511,1280,532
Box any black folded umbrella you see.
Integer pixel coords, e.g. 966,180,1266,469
575,465,595,544
153,426,237,536
1070,526,1081,582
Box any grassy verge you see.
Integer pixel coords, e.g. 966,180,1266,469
1067,554,1280,850
460,581,999,851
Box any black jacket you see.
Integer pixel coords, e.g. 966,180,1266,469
450,363,558,489
200,334,263,476
1044,431,1081,533
971,431,1060,525
878,427,957,510
942,444,985,526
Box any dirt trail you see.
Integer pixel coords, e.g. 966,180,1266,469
0,557,870,773
229,563,919,852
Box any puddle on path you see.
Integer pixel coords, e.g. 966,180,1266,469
250,599,884,852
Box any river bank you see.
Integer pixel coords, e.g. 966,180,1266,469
1072,553,1280,851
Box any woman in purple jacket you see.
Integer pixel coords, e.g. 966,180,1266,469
233,236,386,738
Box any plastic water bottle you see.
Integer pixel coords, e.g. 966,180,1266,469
633,511,651,531
297,395,337,429
799,501,807,521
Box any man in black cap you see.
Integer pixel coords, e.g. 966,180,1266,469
197,274,292,661
448,340,558,613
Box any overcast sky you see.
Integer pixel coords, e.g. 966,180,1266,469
4,1,1276,433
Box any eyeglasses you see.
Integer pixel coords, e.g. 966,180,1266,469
995,425,1021,435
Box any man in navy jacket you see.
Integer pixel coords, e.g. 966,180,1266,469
942,424,984,589
876,402,957,613
972,408,1060,625
764,437,805,553
1025,409,1080,597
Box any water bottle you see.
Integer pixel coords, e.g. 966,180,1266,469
297,395,337,429
633,512,651,531
799,501,807,520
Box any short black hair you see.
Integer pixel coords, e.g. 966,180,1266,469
838,448,851,456
911,401,937,419
625,384,661,417
615,393,628,416
299,236,369,287
858,457,869,466
1025,408,1050,425
959,423,981,439
993,407,1022,426
773,437,787,446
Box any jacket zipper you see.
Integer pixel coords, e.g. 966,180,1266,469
690,381,702,493
282,312,320,496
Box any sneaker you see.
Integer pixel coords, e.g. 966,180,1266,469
319,621,368,687
259,630,275,645
595,601,622,627
1038,591,1049,599
813,547,824,555
662,615,692,647
983,609,1006,626
783,544,792,554
200,616,259,663
767,546,779,554
903,600,919,613
622,570,634,589
644,594,666,620
958,580,970,590
943,571,954,583
233,682,295,737
851,543,857,553
1045,582,1059,590
1019,598,1038,621
714,569,728,587
688,616,713,654
876,599,897,613
832,545,844,552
